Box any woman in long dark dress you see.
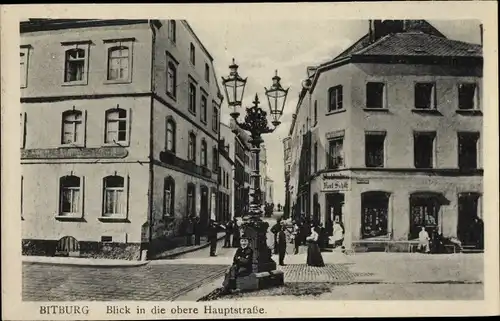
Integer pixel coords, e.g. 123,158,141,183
306,226,325,267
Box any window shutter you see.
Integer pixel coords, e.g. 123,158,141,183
79,176,85,217
430,84,436,109
83,110,88,147
125,174,130,219
127,107,132,145
56,176,61,216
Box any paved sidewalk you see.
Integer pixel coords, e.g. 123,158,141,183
152,232,226,259
22,256,148,267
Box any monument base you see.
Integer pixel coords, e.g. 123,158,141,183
237,270,284,291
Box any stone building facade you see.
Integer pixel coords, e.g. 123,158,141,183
285,20,483,251
20,19,223,259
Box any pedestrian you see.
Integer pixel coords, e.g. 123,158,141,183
221,235,253,294
207,219,222,257
224,220,233,248
306,226,325,267
185,216,194,246
332,219,344,249
418,226,430,253
277,225,287,266
318,223,328,251
193,216,201,245
270,218,282,254
232,218,241,248
292,223,301,254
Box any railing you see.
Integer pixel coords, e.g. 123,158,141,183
159,151,213,179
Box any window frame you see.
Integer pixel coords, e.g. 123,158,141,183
200,91,208,124
165,117,176,153
413,131,436,169
20,112,26,149
457,82,480,111
60,109,87,147
104,107,131,146
189,43,196,65
326,135,345,169
163,176,175,218
365,131,386,168
56,175,85,219
166,51,179,100
101,175,129,220
186,183,196,218
201,139,208,168
414,82,437,110
213,146,218,173
361,191,390,239
61,41,91,86
457,131,480,170
188,132,197,162
20,45,31,89
205,63,210,83
365,82,387,110
168,20,176,44
103,38,135,84
188,79,197,115
212,102,219,133
328,85,343,113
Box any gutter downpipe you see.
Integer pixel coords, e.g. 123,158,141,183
146,20,157,259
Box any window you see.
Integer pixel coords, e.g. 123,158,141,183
20,46,30,88
328,85,343,112
107,46,130,81
314,100,318,125
187,183,196,217
213,147,218,172
165,118,176,152
205,63,210,83
200,94,208,123
64,48,86,83
414,82,436,109
168,20,176,43
458,83,479,110
190,43,195,65
105,108,129,144
101,236,113,243
365,132,386,168
188,82,197,114
188,132,196,162
103,175,126,217
409,193,441,239
61,110,84,145
362,192,390,239
327,137,344,169
313,142,318,173
163,177,175,217
166,62,177,98
414,132,435,168
59,175,82,216
20,112,26,149
201,139,208,167
212,104,219,133
21,176,24,219
366,82,385,109
458,132,479,170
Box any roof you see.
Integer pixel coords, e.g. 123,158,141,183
20,19,160,33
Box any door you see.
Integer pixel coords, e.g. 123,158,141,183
200,186,209,228
457,193,480,246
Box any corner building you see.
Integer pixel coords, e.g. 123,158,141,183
20,19,223,259
287,20,483,251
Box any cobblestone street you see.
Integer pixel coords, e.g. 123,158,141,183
22,263,226,301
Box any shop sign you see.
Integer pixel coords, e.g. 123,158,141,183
322,175,350,191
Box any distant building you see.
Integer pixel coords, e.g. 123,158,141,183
230,119,252,216
218,123,235,222
285,20,483,251
20,19,224,260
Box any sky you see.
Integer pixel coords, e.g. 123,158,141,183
188,19,482,205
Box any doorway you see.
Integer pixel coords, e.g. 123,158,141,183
325,193,344,223
457,193,482,247
200,185,209,228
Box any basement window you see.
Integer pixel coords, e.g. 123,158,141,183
101,236,113,243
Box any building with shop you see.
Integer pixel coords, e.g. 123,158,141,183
285,20,483,251
20,19,224,260
218,123,235,222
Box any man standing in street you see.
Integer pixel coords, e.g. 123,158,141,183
193,216,201,245
270,218,282,255
185,216,194,246
277,225,287,266
207,219,222,257
224,220,233,248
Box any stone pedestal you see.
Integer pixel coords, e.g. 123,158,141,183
237,215,284,291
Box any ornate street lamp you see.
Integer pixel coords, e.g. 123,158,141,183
221,58,289,291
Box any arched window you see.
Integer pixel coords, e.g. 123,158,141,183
103,175,125,217
61,110,83,145
163,176,175,218
168,20,176,43
361,191,390,239
201,139,208,167
105,108,128,144
59,175,81,215
165,118,176,152
64,48,85,82
187,183,196,217
188,132,196,162
107,46,130,81
166,62,177,98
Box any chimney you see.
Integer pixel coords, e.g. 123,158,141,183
368,20,374,42
480,24,483,47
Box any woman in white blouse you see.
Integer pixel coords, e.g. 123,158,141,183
306,226,325,267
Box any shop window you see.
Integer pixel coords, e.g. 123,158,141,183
409,192,442,239
361,192,389,238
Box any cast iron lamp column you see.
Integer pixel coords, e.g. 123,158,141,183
222,59,289,290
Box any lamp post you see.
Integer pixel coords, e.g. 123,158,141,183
221,59,289,290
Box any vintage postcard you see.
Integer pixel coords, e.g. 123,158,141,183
1,2,499,320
